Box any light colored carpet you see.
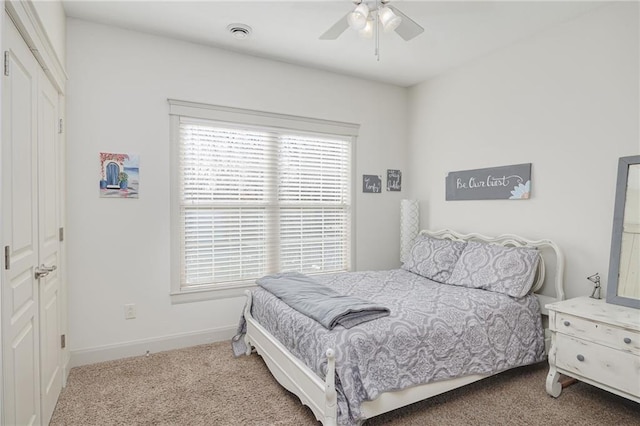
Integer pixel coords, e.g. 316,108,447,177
51,341,640,425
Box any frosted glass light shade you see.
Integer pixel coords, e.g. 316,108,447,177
400,199,420,264
379,6,402,32
348,3,369,30
358,20,373,39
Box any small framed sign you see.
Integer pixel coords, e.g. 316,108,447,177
445,163,531,201
387,169,402,191
363,175,382,193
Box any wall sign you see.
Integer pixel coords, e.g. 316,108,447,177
363,175,382,193
387,169,402,191
445,163,531,201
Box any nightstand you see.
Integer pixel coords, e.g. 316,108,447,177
546,296,640,403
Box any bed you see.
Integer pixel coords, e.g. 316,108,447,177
237,229,565,425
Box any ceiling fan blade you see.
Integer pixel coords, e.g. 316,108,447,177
319,13,350,40
388,6,424,41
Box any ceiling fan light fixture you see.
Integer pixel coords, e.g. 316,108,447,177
319,0,424,59
358,19,373,39
378,6,402,33
347,3,369,31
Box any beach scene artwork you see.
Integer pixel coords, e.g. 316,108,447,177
99,152,139,198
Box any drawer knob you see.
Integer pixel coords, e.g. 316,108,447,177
624,337,632,344
563,320,570,327
577,354,585,362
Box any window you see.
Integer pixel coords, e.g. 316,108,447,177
169,100,357,302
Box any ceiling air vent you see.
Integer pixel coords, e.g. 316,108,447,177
227,24,252,40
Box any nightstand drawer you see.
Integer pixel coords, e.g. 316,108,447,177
555,334,640,397
555,313,640,354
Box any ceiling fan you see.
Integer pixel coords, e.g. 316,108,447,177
320,0,425,42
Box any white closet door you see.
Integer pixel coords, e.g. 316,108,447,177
2,14,63,426
37,65,62,424
1,14,41,426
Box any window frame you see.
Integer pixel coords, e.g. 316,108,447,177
168,99,359,303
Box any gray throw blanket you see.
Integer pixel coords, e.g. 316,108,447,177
231,315,248,357
256,272,390,329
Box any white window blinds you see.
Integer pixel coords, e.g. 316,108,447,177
176,116,352,291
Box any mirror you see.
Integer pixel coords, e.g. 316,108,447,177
607,155,640,309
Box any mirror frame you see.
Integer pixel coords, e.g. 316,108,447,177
607,155,640,309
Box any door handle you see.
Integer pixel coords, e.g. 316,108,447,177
35,264,57,279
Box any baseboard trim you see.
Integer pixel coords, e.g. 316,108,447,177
70,326,236,368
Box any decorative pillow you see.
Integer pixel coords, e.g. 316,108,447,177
446,241,540,298
402,234,467,283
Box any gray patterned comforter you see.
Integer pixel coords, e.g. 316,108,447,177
249,269,545,425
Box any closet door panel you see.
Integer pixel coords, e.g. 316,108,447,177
1,14,41,426
38,66,62,424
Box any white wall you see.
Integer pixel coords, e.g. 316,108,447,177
66,19,408,360
407,3,639,300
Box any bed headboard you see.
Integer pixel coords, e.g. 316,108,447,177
418,229,565,315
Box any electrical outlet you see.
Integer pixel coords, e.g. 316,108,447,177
124,304,136,319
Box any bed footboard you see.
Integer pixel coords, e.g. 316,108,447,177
243,290,338,425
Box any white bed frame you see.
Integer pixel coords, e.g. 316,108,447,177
243,229,565,425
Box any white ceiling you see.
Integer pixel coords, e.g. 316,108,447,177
62,1,607,87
